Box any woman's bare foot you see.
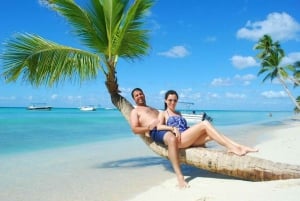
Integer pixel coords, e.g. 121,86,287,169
227,146,246,156
228,145,259,156
242,145,259,154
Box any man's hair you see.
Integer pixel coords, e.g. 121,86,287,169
131,88,144,98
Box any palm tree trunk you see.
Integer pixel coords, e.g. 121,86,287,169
278,77,300,110
291,77,300,86
141,135,300,181
108,91,300,182
110,92,133,122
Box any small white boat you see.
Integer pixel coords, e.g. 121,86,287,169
27,103,52,110
178,102,212,123
80,106,96,111
182,112,212,123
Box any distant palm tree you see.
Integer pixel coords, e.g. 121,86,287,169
292,61,300,87
255,35,284,59
295,96,300,113
1,1,300,181
254,35,300,110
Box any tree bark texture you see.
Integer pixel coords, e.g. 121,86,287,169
140,135,300,181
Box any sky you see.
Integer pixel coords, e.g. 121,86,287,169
1,0,300,111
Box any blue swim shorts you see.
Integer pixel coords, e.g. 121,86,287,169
150,129,168,145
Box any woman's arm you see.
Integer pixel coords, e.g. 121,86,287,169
157,111,176,133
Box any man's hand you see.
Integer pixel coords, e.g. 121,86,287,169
173,127,181,143
148,119,159,130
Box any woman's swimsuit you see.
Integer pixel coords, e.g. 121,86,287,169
166,111,189,132
149,111,189,145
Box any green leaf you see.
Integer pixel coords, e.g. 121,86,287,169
1,33,100,87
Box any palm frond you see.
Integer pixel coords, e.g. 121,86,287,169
49,0,152,62
48,0,106,52
95,0,153,59
278,67,289,79
96,0,127,58
115,0,153,58
258,66,271,75
1,33,100,87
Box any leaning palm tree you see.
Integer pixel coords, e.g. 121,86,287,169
1,0,300,181
254,35,300,110
295,96,300,113
293,61,300,87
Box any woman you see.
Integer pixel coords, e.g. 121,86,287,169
130,88,189,188
158,90,259,156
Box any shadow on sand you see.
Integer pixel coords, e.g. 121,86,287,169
96,156,241,182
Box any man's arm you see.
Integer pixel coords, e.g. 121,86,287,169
129,109,150,135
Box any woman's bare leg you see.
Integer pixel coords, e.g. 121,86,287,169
164,132,189,188
180,120,258,156
200,121,258,154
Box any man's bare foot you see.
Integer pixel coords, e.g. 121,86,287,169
177,176,190,188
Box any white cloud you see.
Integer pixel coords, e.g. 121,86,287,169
261,90,288,98
178,88,192,99
234,74,256,85
231,55,259,69
234,74,256,81
159,90,167,96
148,19,161,32
281,52,300,66
225,92,246,99
38,0,52,9
119,87,132,96
51,94,58,100
0,96,16,100
204,36,217,42
211,78,232,86
208,92,220,99
27,96,33,101
237,12,300,41
158,46,189,58
67,96,75,101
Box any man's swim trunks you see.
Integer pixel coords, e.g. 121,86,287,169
150,129,168,144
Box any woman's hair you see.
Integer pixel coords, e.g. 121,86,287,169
164,90,178,110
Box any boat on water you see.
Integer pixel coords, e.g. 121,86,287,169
182,112,212,123
27,103,52,110
178,101,213,123
79,106,96,111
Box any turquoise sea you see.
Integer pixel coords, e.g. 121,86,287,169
0,107,294,155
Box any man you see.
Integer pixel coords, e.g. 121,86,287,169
129,88,189,188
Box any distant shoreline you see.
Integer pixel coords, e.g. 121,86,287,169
0,106,296,112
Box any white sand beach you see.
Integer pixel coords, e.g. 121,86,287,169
127,116,300,201
0,116,299,201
